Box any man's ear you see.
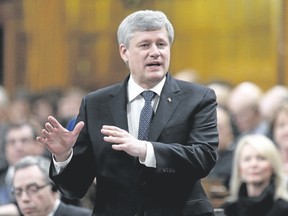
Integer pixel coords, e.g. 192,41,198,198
51,183,58,192
119,44,128,62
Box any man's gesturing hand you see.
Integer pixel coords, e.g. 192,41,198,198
101,125,147,161
36,116,84,162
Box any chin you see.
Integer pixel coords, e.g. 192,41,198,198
250,180,267,185
150,71,166,78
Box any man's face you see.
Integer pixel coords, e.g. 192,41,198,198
5,125,44,165
119,27,171,89
13,165,56,216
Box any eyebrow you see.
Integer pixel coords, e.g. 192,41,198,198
14,182,41,189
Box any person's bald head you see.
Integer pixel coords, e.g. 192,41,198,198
227,82,263,133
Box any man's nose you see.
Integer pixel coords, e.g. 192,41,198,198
19,191,31,201
149,44,160,57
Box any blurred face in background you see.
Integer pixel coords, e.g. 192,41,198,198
273,109,288,154
13,165,57,216
217,107,234,151
230,105,259,134
239,143,273,187
227,82,263,134
273,108,288,174
5,125,44,166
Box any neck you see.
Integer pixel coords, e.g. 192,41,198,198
246,181,269,197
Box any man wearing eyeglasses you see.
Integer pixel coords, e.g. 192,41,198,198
0,122,46,206
6,155,92,216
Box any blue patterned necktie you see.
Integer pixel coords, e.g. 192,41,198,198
138,90,156,140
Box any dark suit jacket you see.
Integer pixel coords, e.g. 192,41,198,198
50,73,219,216
54,201,92,216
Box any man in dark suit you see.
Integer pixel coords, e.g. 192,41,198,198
37,10,219,216
10,156,92,216
54,200,92,216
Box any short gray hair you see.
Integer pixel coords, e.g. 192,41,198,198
13,156,51,184
117,10,174,47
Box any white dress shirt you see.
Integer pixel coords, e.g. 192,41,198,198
48,198,60,216
127,76,165,167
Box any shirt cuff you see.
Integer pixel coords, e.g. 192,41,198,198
52,150,73,174
139,141,156,168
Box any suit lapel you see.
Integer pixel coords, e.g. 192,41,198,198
54,201,64,216
149,74,181,141
107,78,129,131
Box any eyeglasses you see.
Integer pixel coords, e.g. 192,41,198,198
11,183,50,198
6,137,35,146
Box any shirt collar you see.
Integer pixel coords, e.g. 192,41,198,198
127,76,166,102
48,198,60,216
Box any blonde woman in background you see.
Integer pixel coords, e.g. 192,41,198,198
223,134,288,216
271,100,288,176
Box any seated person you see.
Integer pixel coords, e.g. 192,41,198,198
0,155,92,216
207,106,235,188
271,100,288,176
222,134,288,216
0,122,46,205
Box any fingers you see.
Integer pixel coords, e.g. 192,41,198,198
111,144,125,151
36,136,51,151
102,125,129,145
43,121,56,138
102,125,123,131
100,125,143,157
36,136,46,145
45,122,54,133
101,125,126,136
47,116,62,128
37,116,66,143
73,121,85,135
42,116,63,135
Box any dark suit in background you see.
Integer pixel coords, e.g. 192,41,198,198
18,200,92,216
54,201,92,216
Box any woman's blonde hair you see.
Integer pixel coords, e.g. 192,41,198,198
227,134,288,202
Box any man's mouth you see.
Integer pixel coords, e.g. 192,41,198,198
22,207,34,214
147,62,161,67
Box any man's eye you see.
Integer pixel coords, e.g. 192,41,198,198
27,185,39,192
14,190,22,196
158,42,167,48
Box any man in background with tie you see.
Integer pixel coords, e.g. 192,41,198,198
37,10,219,216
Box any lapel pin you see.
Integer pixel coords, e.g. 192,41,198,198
167,97,172,103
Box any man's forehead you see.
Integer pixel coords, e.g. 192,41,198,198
14,166,44,184
7,126,33,136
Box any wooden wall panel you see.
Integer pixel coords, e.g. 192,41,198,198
1,0,286,94
1,1,18,94
168,0,279,89
281,0,288,85
23,0,69,90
